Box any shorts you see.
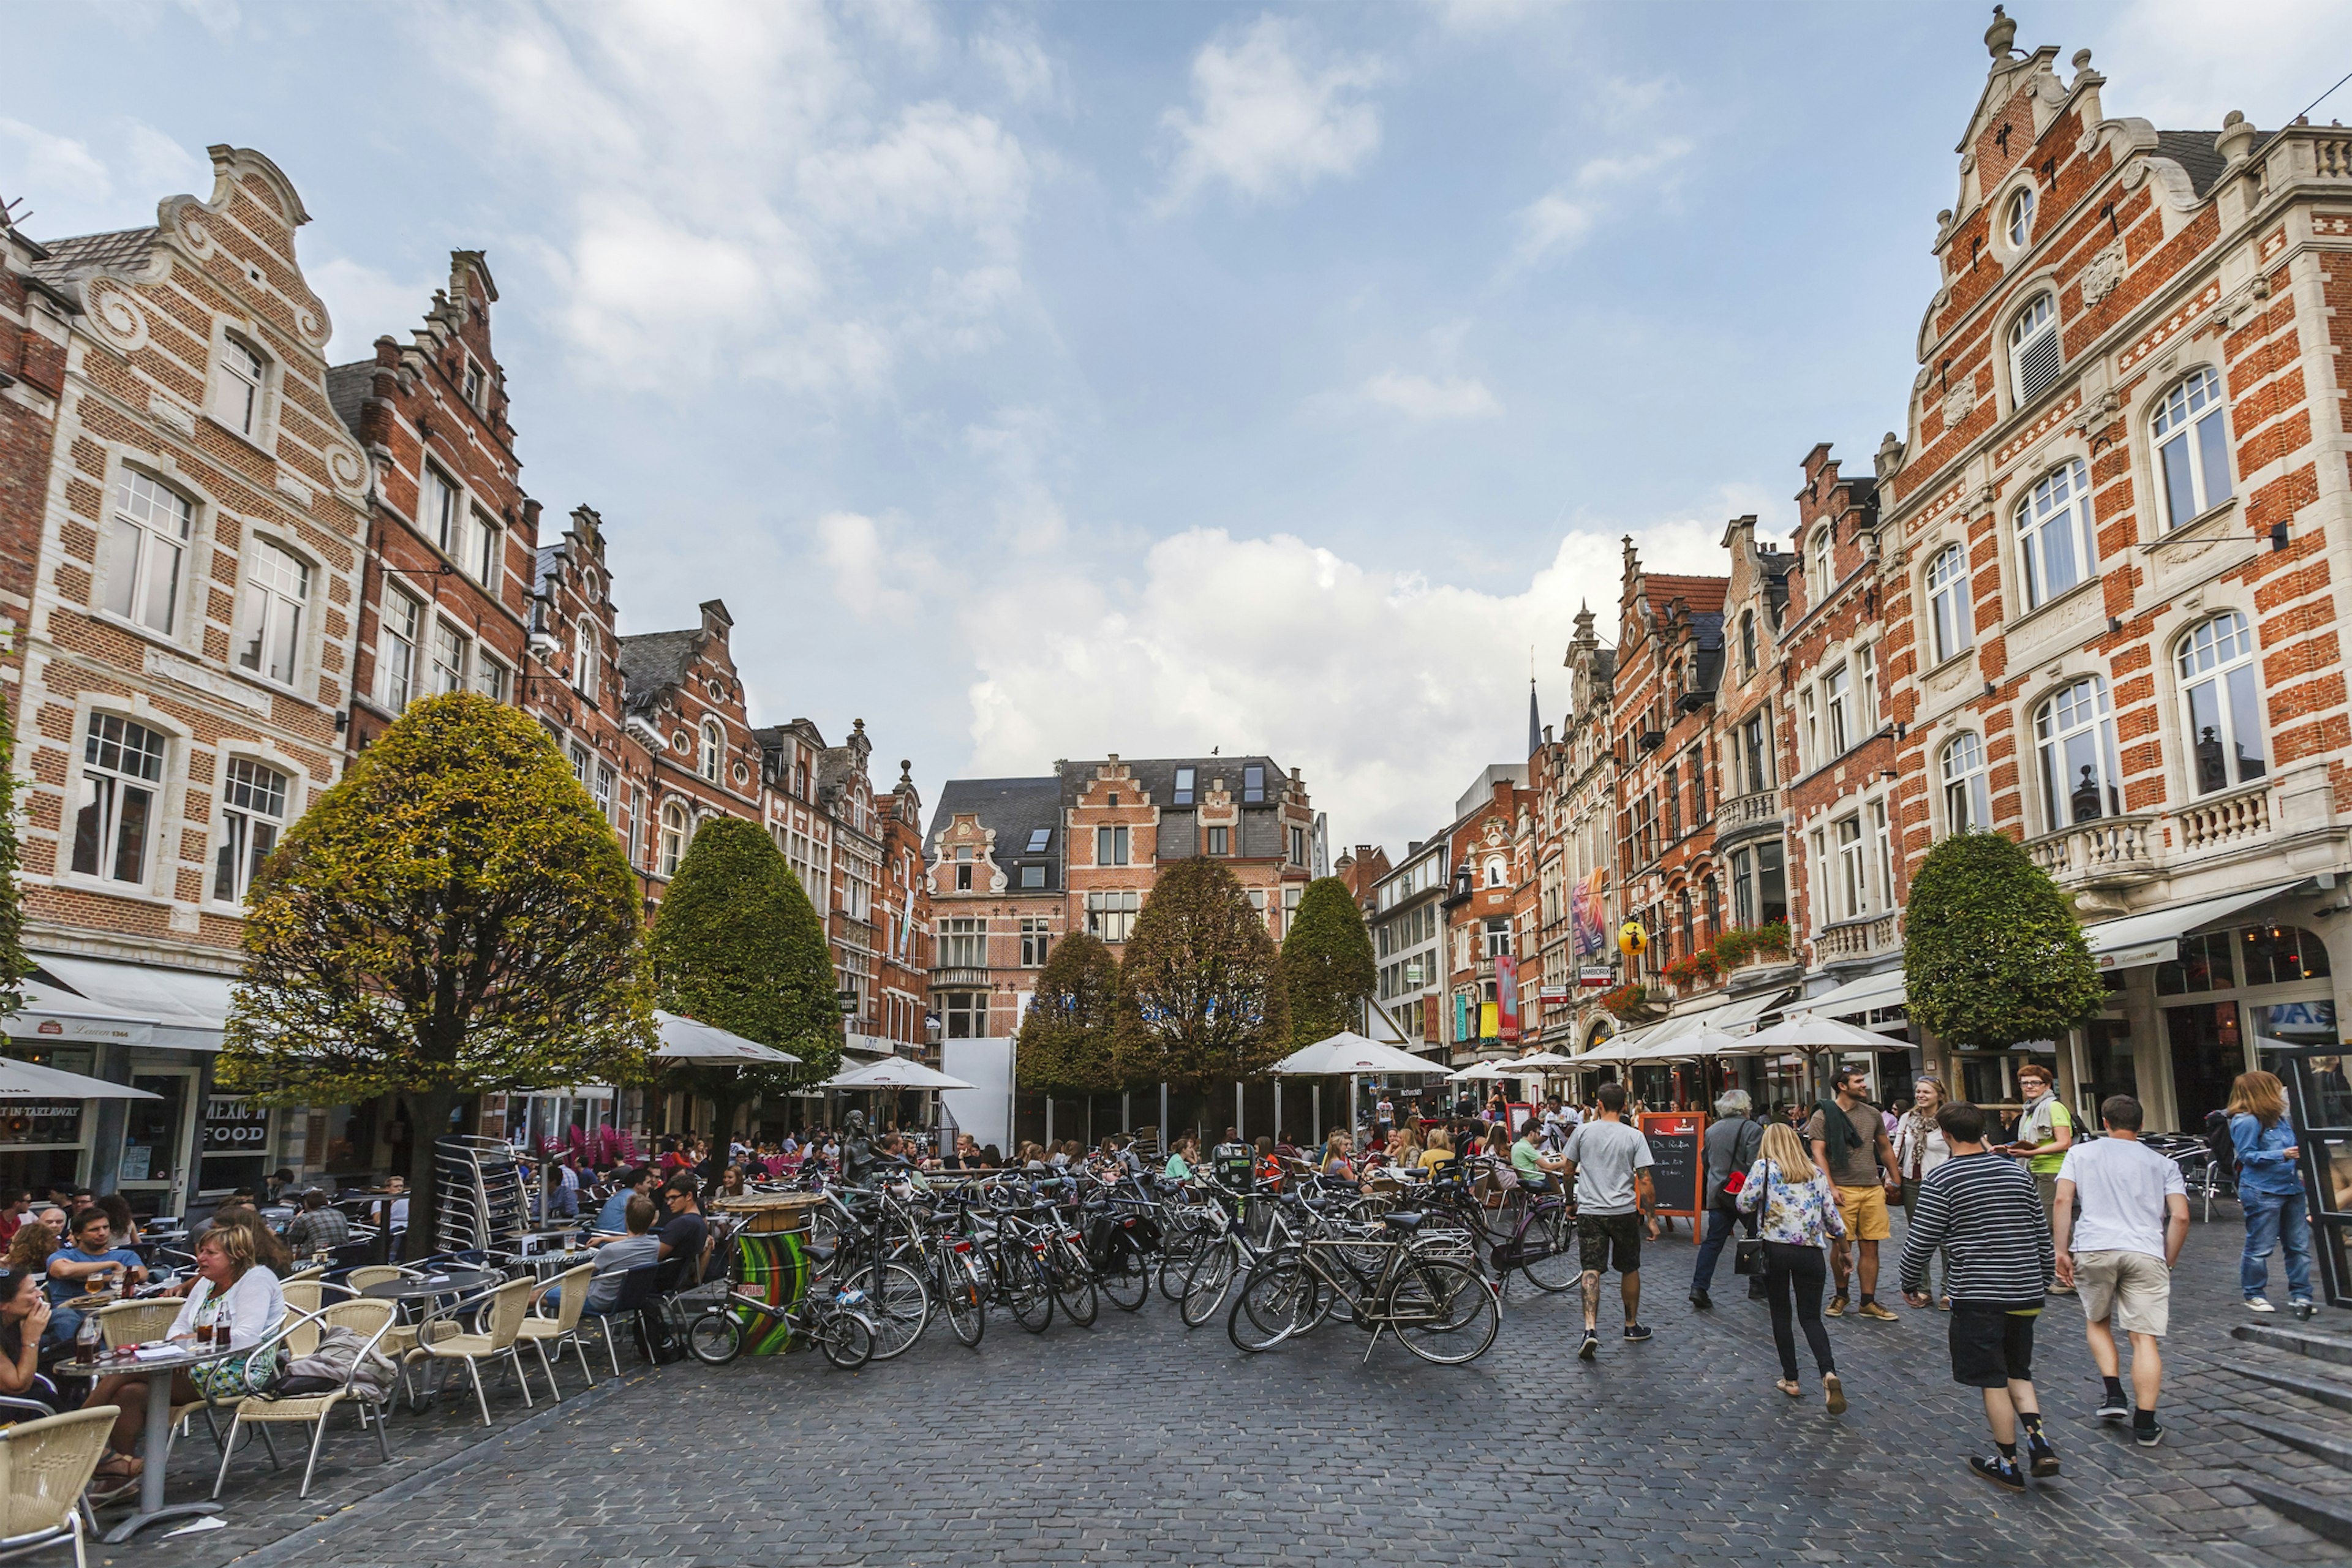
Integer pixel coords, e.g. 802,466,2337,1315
1578,1212,1642,1275
1948,1305,2038,1389
1834,1184,1893,1242
2074,1250,2171,1336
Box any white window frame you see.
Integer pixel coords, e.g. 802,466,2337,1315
2152,367,2234,529
1925,543,1972,663
1809,528,1832,603
1823,663,1851,756
102,470,194,638
573,621,600,702
2005,186,2034,250
211,755,290,907
233,538,309,688
2177,612,2267,796
1798,688,1819,770
214,336,266,438
2007,292,2061,407
470,510,501,586
660,804,690,877
1856,644,1878,731
474,652,508,704
423,467,462,557
380,590,421,710
70,712,168,889
2017,458,2097,610
699,720,723,783
2035,675,2124,829
1940,732,1991,834
1834,815,1867,921
429,619,470,696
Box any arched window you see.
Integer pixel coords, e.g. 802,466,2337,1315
105,470,193,636
234,540,309,685
2177,612,2266,795
1809,528,1832,603
1940,733,1990,834
2008,293,2061,405
1740,609,1757,674
1483,853,1508,888
1925,543,1972,663
660,804,689,876
213,757,289,905
2006,187,2035,250
2152,368,2233,529
2035,676,2122,828
700,720,723,783
2017,458,2096,609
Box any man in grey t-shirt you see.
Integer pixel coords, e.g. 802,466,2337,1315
1560,1082,1656,1359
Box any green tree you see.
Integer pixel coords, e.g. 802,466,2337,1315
1281,876,1376,1050
218,693,654,1258
0,694,33,1017
1016,932,1122,1094
648,817,842,1140
1904,831,2105,1053
1114,858,1287,1090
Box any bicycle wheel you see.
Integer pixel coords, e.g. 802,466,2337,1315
816,1309,875,1370
1005,1246,1055,1333
1390,1257,1501,1366
1179,1242,1237,1329
1227,1250,1316,1354
685,1310,743,1366
939,1254,986,1348
1100,1239,1151,1313
1520,1205,1578,1294
1050,1240,1099,1327
848,1261,931,1361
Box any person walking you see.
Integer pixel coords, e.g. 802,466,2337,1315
2228,1069,2317,1317
1560,1082,1656,1360
1690,1090,1766,1310
1893,1076,1954,1310
2052,1094,2190,1447
1805,1066,1902,1321
1899,1100,2059,1490
2004,1062,2075,1294
1736,1120,1848,1412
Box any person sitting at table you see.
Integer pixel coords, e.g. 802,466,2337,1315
385,1175,410,1238
0,1268,56,1407
594,1166,657,1234
718,1165,747,1199
1321,1132,1357,1184
264,1168,296,1206
203,1206,294,1278
95,1194,141,1248
0,1191,26,1248
45,1208,146,1347
1163,1135,1200,1183
284,1189,352,1262
85,1223,284,1501
939,1134,982,1172
557,1196,660,1314
4,1221,55,1280
654,1175,710,1285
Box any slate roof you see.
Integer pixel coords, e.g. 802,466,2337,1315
1056,755,1286,813
325,361,372,441
2153,131,2231,197
25,227,158,285
616,629,702,715
927,776,1063,888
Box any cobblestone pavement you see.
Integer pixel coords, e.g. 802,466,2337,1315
106,1213,2352,1567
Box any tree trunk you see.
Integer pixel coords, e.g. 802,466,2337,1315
401,1086,461,1262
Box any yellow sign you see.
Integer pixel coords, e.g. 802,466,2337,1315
1479,1002,1499,1039
1618,921,1648,958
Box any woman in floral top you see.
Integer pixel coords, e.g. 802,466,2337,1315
1736,1121,1850,1412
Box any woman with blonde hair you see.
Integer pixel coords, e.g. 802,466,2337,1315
1420,1129,1454,1172
2229,1069,2315,1316
1736,1120,1850,1412
2,1220,55,1277
1893,1076,1954,1309
1322,1131,1356,1183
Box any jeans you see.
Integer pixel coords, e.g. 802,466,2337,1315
2242,1186,2315,1302
1763,1242,1835,1382
1899,1177,1948,1299
1691,1206,1757,1294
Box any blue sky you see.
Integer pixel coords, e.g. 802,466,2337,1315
4,0,2334,852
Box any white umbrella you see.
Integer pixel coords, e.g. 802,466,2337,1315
650,1011,800,1065
1447,1060,1520,1082
0,1058,160,1099
1272,1033,1450,1076
1737,1015,1891,1055
1507,1051,1581,1069
1629,1030,1747,1062
824,1058,974,1091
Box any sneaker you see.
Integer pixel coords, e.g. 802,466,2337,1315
2245,1296,2277,1314
1823,1371,1846,1415
1826,1295,1848,1318
1689,1291,1713,1311
2024,1430,2061,1477
1856,1301,1899,1322
1623,1322,1653,1343
2293,1298,2317,1321
2046,1283,2076,1297
2095,1392,2130,1420
1578,1330,1599,1360
1969,1454,2025,1491
2135,1422,2165,1449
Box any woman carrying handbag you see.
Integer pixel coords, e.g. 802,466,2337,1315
1735,1121,1849,1412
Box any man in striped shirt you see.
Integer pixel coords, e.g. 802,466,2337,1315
1899,1099,2058,1491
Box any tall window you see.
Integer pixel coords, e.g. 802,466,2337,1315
1740,609,1757,674
1731,850,1755,927
1086,890,1139,943
1871,800,1893,910
1835,816,1867,921
470,511,501,584
624,786,643,866
2008,293,2062,405
1857,644,1879,729
1664,762,1681,837
1741,710,1769,794
2177,612,2266,794
424,468,461,556
1483,916,1512,959
430,621,469,695
1755,840,1788,925
573,621,598,701
1941,733,1991,832
2152,368,2233,529
1243,766,1265,802
943,992,987,1039
233,541,308,685
954,846,972,890
1019,918,1050,968
1096,825,1129,865
71,714,165,885
1206,825,1227,855
700,720,723,783
592,762,616,823
1172,766,1195,805
381,591,420,709
2005,186,2035,249
104,472,192,635
2018,458,2096,609
660,804,688,876
212,758,287,905
1289,825,1306,865
475,655,508,704
1809,528,1832,603
215,339,264,435
1823,664,1852,756
1798,688,1819,769
940,917,986,968
1926,543,1972,662
1484,854,1508,888
2037,675,2123,827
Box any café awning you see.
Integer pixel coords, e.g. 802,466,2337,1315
0,1058,161,1099
1790,969,1907,1020
4,976,159,1047
2079,882,2306,971
31,956,237,1052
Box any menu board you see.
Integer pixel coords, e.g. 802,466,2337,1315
1637,1112,1706,1219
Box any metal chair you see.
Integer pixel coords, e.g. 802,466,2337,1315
278,1279,353,1318
342,1265,413,1291
211,1300,398,1501
514,1264,596,1401
402,1278,536,1427
89,1300,179,1351
0,1406,116,1568
579,1265,662,1377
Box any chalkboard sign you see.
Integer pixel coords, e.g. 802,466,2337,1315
1638,1112,1706,1219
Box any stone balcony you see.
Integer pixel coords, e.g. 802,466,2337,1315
1711,789,1782,846
2025,782,2283,910
930,965,992,989
1814,913,1899,964
2024,814,2159,893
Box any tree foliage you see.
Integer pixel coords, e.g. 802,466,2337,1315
1114,858,1287,1090
217,693,655,1256
1016,931,1122,1093
0,693,32,1017
1281,876,1374,1050
648,817,842,1136
1904,831,2105,1052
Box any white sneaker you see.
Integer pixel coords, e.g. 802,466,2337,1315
2245,1296,2277,1313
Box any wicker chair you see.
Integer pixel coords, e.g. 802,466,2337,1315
0,1406,116,1568
342,1266,412,1291
90,1300,179,1351
278,1265,328,1286
211,1300,397,1501
403,1278,535,1427
278,1280,353,1318
514,1264,596,1401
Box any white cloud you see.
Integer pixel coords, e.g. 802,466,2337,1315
0,119,112,203
1364,370,1502,420
817,511,935,625
1157,16,1384,211
1507,193,1596,269
799,102,1030,245
964,406,1069,552
2062,0,2339,130
1506,135,1693,273
971,18,1058,105
307,256,439,361
960,518,1725,848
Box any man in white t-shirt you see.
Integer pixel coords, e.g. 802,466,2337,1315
1560,1082,1656,1360
2052,1094,2190,1448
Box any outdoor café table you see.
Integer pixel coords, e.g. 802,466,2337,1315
61,1336,240,1543
360,1266,504,1408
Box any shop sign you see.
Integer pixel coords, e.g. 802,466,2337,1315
201,1095,270,1154
1578,966,1615,988
0,1102,83,1147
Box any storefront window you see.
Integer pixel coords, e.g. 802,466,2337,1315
2242,925,2332,988
2164,1001,2243,1132
2082,1017,2136,1109
2155,931,2236,996
198,1093,271,1197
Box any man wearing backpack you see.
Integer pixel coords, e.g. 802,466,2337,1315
1691,1089,1766,1310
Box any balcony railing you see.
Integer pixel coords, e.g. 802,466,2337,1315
2024,815,2158,888
1717,790,1780,829
930,965,992,989
1814,913,1899,963
2175,784,2272,855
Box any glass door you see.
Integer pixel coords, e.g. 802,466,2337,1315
119,1069,198,1220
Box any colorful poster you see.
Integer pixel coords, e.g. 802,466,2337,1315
1479,1001,1499,1039
1570,869,1608,962
1495,956,1521,1039
1455,993,1472,1044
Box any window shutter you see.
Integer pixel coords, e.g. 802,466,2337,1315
2015,329,2062,402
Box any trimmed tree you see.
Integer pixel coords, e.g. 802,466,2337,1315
0,694,32,1016
648,817,843,1142
1904,831,2105,1052
218,692,655,1259
1114,858,1287,1091
1281,876,1376,1050
1016,932,1122,1095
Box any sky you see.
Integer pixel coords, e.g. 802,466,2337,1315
4,0,2340,856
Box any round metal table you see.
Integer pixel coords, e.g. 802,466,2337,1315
356,1267,502,1303
62,1336,240,1543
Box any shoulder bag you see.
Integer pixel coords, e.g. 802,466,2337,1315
1732,1163,1771,1278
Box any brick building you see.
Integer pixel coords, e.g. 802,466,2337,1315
1436,765,1531,1065
873,761,933,1058
1370,833,1448,1055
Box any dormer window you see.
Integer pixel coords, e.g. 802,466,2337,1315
2005,186,2035,250
2008,293,2062,405
1173,766,1195,806
462,359,485,410
1243,766,1265,803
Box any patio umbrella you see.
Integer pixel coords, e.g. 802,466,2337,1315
1272,1033,1450,1076
1447,1060,1521,1081
650,1011,800,1065
1735,1015,1892,1056
0,1058,161,1099
1506,1051,1581,1069
1629,1030,1747,1062
823,1058,975,1091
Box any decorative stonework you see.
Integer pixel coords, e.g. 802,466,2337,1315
2078,241,2127,306
1940,382,1976,425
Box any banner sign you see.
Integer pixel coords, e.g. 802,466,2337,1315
1569,869,1607,963
1495,956,1520,1039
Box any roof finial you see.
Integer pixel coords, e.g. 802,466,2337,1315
1985,6,2016,59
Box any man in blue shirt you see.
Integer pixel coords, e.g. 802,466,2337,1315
46,1209,146,1345
593,1166,656,1234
